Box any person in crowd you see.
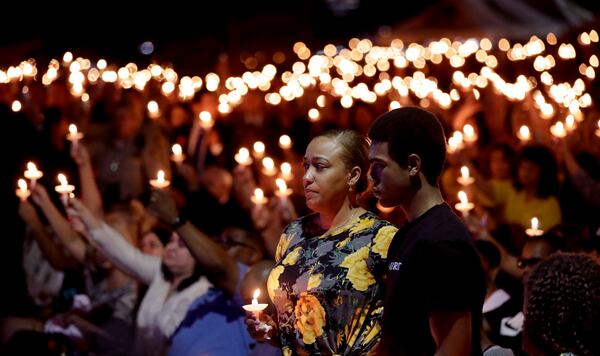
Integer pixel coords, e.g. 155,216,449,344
523,253,600,356
246,129,398,355
367,107,486,355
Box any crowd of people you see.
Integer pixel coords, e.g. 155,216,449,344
0,33,599,355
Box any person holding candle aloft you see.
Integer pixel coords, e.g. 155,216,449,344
246,129,398,355
367,107,485,356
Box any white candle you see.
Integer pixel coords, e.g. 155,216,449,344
24,162,43,189
147,101,160,119
149,170,170,189
278,135,292,150
457,166,475,186
66,124,84,147
253,141,265,159
454,190,474,216
462,124,478,143
525,217,544,237
280,162,293,181
261,157,277,176
54,173,75,205
550,121,567,138
15,178,31,202
250,188,268,205
274,178,292,199
234,148,253,166
171,144,185,164
517,125,531,142
199,111,214,129
242,289,271,338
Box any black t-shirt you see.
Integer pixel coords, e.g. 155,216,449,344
378,203,486,356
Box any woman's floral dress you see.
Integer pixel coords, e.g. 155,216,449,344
267,211,397,356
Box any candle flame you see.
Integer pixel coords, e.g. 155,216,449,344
58,173,68,185
458,190,468,204
253,141,265,155
27,162,38,172
276,178,287,192
157,170,165,182
254,188,264,201
518,125,531,140
172,144,182,156
281,162,291,176
262,157,274,170
531,217,539,230
18,179,27,191
69,124,78,134
460,166,470,179
279,135,292,149
252,289,260,300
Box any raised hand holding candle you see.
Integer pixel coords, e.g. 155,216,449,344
66,124,84,147
24,162,43,189
526,217,544,237
54,173,75,206
171,144,185,164
251,188,268,206
457,166,474,186
150,170,170,189
455,190,474,216
234,148,253,167
16,178,31,202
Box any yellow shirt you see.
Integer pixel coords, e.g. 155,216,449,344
493,183,562,231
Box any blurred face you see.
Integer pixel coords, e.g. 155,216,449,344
218,227,261,266
302,136,352,214
518,240,552,280
140,232,165,257
490,150,511,179
369,142,410,208
162,233,196,277
518,159,540,191
114,106,143,139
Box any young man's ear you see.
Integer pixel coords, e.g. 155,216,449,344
407,154,421,176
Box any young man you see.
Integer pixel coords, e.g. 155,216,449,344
368,107,486,356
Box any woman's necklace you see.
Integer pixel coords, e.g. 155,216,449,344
323,208,363,236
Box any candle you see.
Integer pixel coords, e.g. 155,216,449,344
550,121,567,138
147,101,160,119
454,190,474,216
278,135,292,150
517,125,531,142
253,141,265,159
280,162,293,181
250,188,268,205
525,217,544,237
261,157,277,176
149,170,170,189
457,166,475,186
54,173,75,206
462,124,478,143
234,147,253,166
274,178,292,199
171,144,185,164
66,124,84,147
242,289,271,338
24,162,43,189
199,111,214,129
15,178,30,202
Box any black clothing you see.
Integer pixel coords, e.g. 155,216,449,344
378,203,486,356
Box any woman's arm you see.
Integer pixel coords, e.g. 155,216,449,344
71,143,103,218
68,198,160,285
149,189,239,295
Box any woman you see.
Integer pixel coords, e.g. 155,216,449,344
67,198,211,355
247,129,398,355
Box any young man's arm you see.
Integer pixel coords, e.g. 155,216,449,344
430,310,472,356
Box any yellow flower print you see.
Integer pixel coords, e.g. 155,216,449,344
267,265,285,302
362,321,381,345
372,225,398,258
307,273,322,290
282,346,292,356
340,246,375,291
294,292,326,345
282,246,302,266
336,237,350,249
275,232,292,262
349,217,375,235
